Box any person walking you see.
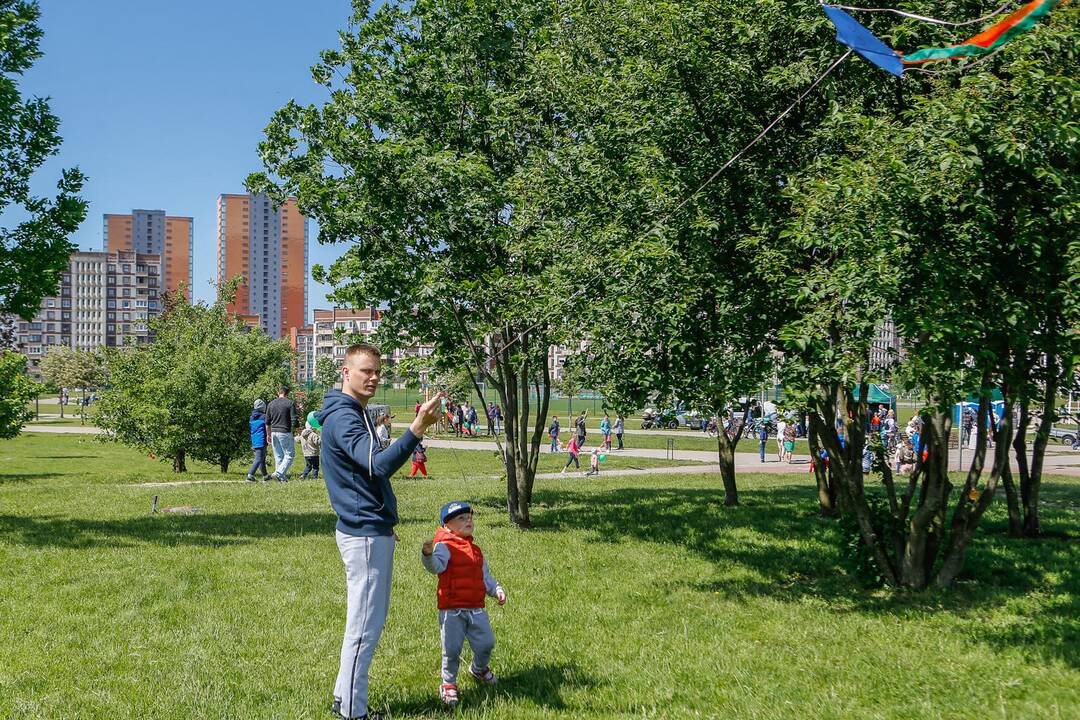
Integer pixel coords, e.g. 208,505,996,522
575,410,587,448
775,418,787,462
376,413,392,449
561,434,582,474
317,343,444,720
614,414,625,450
467,404,479,438
599,413,612,452
783,422,797,464
548,416,561,453
487,402,497,436
758,422,769,462
267,386,297,482
246,399,270,482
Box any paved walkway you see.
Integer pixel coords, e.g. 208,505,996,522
23,424,104,435
23,422,1080,477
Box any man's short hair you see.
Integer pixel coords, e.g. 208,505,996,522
345,343,381,365
278,386,289,395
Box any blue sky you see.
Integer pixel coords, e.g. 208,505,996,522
24,0,356,316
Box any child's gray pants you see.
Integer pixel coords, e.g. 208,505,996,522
440,608,495,683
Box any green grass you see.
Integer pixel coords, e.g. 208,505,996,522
1,434,1078,719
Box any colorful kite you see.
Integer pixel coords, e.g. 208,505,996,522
823,0,1067,76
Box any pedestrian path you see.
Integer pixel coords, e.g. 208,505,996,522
22,423,1080,476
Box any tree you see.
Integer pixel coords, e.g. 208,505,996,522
38,345,104,421
250,0,584,527
313,356,340,388
531,0,901,506
773,0,1079,588
0,0,87,321
95,287,293,473
0,350,38,438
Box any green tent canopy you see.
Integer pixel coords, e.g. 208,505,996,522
851,383,897,409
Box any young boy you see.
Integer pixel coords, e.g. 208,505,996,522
421,502,507,707
411,440,429,477
298,415,321,480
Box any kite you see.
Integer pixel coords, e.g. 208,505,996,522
823,0,1067,76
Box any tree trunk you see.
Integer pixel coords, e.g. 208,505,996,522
1009,397,1030,537
716,435,739,506
807,414,837,517
173,449,187,473
901,408,952,590
936,393,1012,588
219,455,230,473
1023,358,1057,537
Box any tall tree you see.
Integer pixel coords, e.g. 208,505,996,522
250,0,583,527
0,0,87,321
95,287,293,473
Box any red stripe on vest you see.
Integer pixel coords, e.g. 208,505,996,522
434,527,487,609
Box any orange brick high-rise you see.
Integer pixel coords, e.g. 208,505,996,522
103,210,194,300
216,193,308,339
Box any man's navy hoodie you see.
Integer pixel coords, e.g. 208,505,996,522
317,389,420,537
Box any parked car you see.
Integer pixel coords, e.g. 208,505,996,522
1049,427,1077,446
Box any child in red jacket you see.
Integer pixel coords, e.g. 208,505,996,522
421,501,506,707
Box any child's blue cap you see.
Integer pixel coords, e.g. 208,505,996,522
439,501,472,525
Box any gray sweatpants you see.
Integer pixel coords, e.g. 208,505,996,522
334,532,395,719
440,608,495,684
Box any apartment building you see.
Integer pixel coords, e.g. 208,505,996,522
103,209,193,300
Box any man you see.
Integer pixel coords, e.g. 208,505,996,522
487,402,497,436
267,386,296,482
548,415,560,452
317,344,444,720
575,410,587,447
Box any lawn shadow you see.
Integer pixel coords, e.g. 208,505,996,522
483,477,1080,669
0,472,62,485
382,662,602,716
0,511,339,549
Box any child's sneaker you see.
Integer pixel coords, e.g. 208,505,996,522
439,683,459,706
469,666,498,685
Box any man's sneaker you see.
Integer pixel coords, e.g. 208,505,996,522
440,683,459,706
329,697,381,720
469,666,498,685
245,474,257,483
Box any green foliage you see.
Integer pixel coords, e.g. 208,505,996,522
94,289,293,472
38,345,105,392
0,350,37,438
0,0,87,321
249,0,596,525
312,356,339,388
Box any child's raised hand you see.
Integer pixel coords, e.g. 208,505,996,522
496,587,507,605
422,540,434,556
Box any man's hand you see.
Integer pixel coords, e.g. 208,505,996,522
496,587,507,605
410,392,448,436
422,540,434,557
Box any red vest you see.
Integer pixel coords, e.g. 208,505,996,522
434,527,486,609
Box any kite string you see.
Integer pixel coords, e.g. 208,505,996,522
491,49,855,361
821,1,1018,26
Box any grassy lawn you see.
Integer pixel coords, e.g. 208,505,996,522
1,434,1078,719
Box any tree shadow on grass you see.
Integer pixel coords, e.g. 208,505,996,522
0,511,435,549
478,478,1080,669
0,473,63,485
382,662,602,716
0,511,338,549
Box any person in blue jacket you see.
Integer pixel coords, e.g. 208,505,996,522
246,399,269,482
317,343,444,720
